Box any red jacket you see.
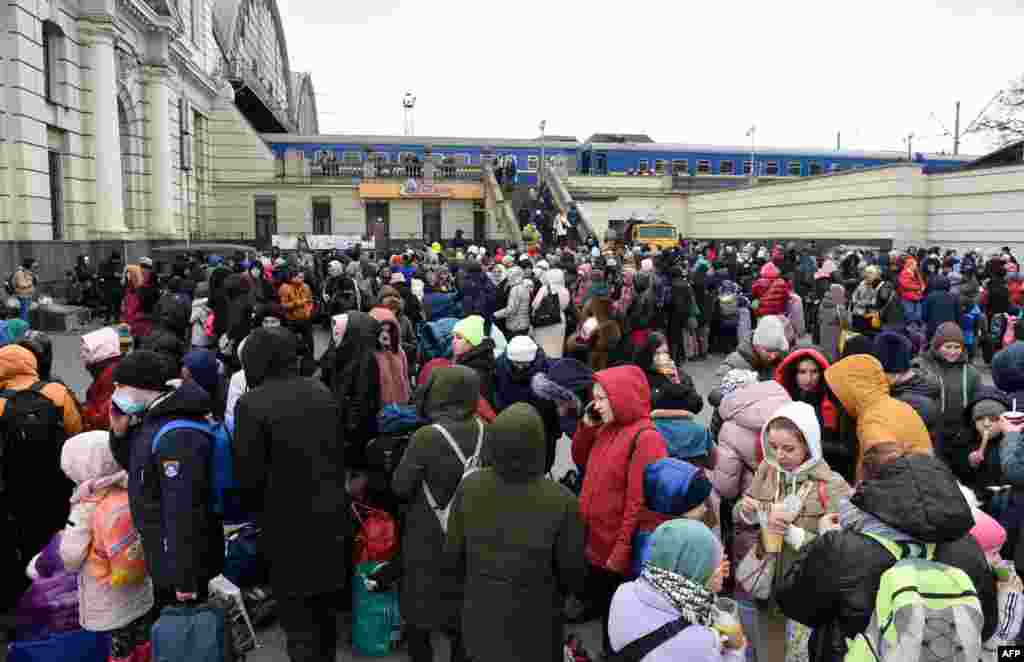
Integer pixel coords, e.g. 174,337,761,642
751,263,792,316
774,348,838,434
897,257,925,302
82,358,118,431
572,365,668,573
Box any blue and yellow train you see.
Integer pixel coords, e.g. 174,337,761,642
262,132,974,185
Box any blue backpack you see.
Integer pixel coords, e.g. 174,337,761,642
152,419,246,525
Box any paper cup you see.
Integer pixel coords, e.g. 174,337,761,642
762,528,784,553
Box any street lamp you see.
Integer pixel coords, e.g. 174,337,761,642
539,119,547,190
402,92,416,136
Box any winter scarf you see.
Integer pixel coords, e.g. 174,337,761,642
71,472,128,505
640,564,713,627
838,497,922,545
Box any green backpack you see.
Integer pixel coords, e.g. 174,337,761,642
844,532,983,662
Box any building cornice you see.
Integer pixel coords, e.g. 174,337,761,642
169,41,224,98
114,0,181,35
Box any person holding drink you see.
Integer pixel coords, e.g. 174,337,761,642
734,402,850,662
608,519,746,662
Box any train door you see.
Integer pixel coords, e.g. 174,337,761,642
595,152,608,175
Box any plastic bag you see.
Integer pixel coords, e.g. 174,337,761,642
14,571,80,642
353,503,398,565
352,562,402,657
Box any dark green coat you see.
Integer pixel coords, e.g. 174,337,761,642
447,402,587,662
392,365,483,630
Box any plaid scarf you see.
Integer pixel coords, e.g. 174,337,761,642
641,563,713,627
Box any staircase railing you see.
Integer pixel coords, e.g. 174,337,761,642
540,162,597,242
483,164,524,249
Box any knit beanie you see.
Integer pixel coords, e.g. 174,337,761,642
183,349,220,396
646,519,721,584
972,399,1008,421
842,333,875,359
753,315,790,353
547,358,594,393
644,458,713,517
453,315,485,348
507,335,538,363
969,508,1006,555
932,321,965,351
992,343,1024,394
872,332,912,374
112,350,175,391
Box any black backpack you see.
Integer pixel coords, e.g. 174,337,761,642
0,382,65,457
0,382,65,604
531,287,562,327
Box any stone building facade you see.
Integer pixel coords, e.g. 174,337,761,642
0,0,317,255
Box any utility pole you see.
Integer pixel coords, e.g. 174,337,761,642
836,131,841,151
905,133,914,160
953,101,961,155
746,125,756,181
539,119,547,190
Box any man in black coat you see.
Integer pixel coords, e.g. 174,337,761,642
233,328,350,662
775,453,997,662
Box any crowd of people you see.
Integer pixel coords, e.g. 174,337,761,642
2,237,1024,662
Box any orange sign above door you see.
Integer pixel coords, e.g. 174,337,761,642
359,180,483,200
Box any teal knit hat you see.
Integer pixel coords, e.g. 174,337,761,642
646,520,721,584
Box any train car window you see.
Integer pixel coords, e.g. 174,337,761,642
696,160,712,174
808,162,823,175
369,152,390,164
743,160,754,175
454,153,471,166
527,155,539,170
765,161,780,176
654,160,666,175
672,159,688,175
719,160,735,175
788,161,802,176
342,151,362,164
638,159,650,173
830,163,843,172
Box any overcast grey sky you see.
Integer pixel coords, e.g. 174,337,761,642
276,0,1023,156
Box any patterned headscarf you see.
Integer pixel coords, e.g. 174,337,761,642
641,564,714,627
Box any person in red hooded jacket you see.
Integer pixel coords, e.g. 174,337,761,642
571,364,668,656
898,255,926,322
751,262,792,317
80,326,122,431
